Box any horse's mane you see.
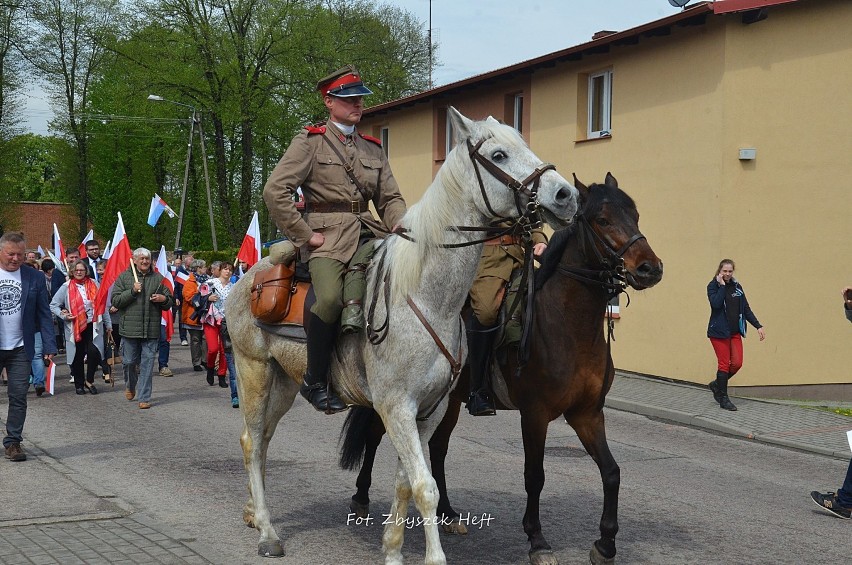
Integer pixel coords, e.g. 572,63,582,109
388,119,526,301
535,180,637,289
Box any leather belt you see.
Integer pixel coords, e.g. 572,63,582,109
484,235,521,246
305,200,369,214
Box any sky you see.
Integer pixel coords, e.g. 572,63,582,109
19,0,683,135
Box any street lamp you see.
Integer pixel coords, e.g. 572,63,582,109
147,94,218,251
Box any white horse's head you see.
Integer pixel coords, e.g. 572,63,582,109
442,106,578,227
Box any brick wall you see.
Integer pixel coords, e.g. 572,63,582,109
4,202,89,254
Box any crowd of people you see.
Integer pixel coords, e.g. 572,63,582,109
1,232,241,461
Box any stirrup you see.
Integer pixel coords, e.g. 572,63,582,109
300,381,348,414
466,391,496,416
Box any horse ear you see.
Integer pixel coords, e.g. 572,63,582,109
448,106,473,146
572,173,590,199
604,172,618,188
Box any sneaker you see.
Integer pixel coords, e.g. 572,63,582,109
159,367,174,377
231,397,240,409
181,340,189,346
4,443,26,461
138,401,152,409
811,491,852,519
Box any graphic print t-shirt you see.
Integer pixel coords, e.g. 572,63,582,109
0,267,24,350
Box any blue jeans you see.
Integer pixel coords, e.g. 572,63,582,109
838,458,852,508
122,338,158,403
30,332,44,388
159,326,170,369
225,352,238,400
2,347,32,448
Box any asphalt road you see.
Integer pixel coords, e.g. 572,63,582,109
8,340,851,565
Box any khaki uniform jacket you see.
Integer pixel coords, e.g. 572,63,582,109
263,121,407,264
477,222,548,281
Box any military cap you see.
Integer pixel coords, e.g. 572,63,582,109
317,65,373,98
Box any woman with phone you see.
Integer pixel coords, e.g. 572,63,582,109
706,259,765,411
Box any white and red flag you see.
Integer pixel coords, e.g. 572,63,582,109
45,360,56,396
154,245,175,342
77,228,94,257
94,213,132,318
52,224,66,265
236,210,261,268
174,269,190,285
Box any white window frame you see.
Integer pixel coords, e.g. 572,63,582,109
587,70,613,138
513,94,523,133
380,126,389,157
445,111,455,156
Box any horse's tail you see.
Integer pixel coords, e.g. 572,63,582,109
338,406,378,471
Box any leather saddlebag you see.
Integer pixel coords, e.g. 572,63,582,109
250,262,296,323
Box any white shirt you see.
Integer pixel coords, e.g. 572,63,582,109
0,267,24,350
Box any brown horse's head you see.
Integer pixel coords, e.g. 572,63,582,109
539,173,663,291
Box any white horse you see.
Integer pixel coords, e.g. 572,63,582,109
227,107,579,564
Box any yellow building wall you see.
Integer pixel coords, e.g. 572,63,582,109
361,0,852,389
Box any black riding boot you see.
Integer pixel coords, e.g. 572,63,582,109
466,318,498,416
300,313,347,414
710,370,737,411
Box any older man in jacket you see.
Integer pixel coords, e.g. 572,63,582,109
111,247,173,409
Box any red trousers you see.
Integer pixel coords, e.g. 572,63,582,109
710,335,743,376
204,323,226,376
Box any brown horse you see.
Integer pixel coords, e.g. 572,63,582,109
340,173,663,565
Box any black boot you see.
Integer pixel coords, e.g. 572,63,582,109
708,371,725,404
206,367,215,386
300,313,347,414
714,371,737,411
466,318,498,416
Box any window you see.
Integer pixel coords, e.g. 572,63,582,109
380,126,389,157
588,70,612,138
513,94,523,133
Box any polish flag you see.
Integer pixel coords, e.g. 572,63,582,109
174,270,190,285
52,224,66,265
45,360,56,396
102,240,112,260
37,245,46,258
94,213,132,318
77,228,94,257
154,245,175,342
236,210,261,267
147,194,177,227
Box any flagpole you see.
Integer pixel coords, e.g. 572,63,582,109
130,258,139,283
174,111,195,251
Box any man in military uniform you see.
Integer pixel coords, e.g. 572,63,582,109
263,65,407,413
467,226,547,416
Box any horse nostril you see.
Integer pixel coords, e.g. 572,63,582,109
637,262,652,276
555,186,573,204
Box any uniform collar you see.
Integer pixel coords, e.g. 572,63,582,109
329,121,356,137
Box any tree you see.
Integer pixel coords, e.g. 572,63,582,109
21,0,124,239
0,1,25,141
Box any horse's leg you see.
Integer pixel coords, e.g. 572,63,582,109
521,410,558,565
238,355,299,557
350,410,386,518
566,410,619,565
428,396,467,535
379,401,447,565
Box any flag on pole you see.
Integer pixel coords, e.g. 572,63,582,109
45,360,56,396
102,240,112,260
77,228,94,257
147,194,177,227
94,213,132,318
235,210,261,268
37,245,45,258
46,249,65,275
52,224,66,265
154,245,175,342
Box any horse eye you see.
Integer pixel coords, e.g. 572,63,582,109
596,217,610,227
491,150,507,161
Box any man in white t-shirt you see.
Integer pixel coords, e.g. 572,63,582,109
1,232,57,462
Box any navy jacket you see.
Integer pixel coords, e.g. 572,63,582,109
18,265,58,359
707,278,762,339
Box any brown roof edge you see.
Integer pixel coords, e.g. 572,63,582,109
712,0,798,15
364,2,715,117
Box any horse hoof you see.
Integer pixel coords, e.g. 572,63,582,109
258,540,285,558
441,518,468,535
529,549,559,565
349,497,370,519
589,545,615,565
